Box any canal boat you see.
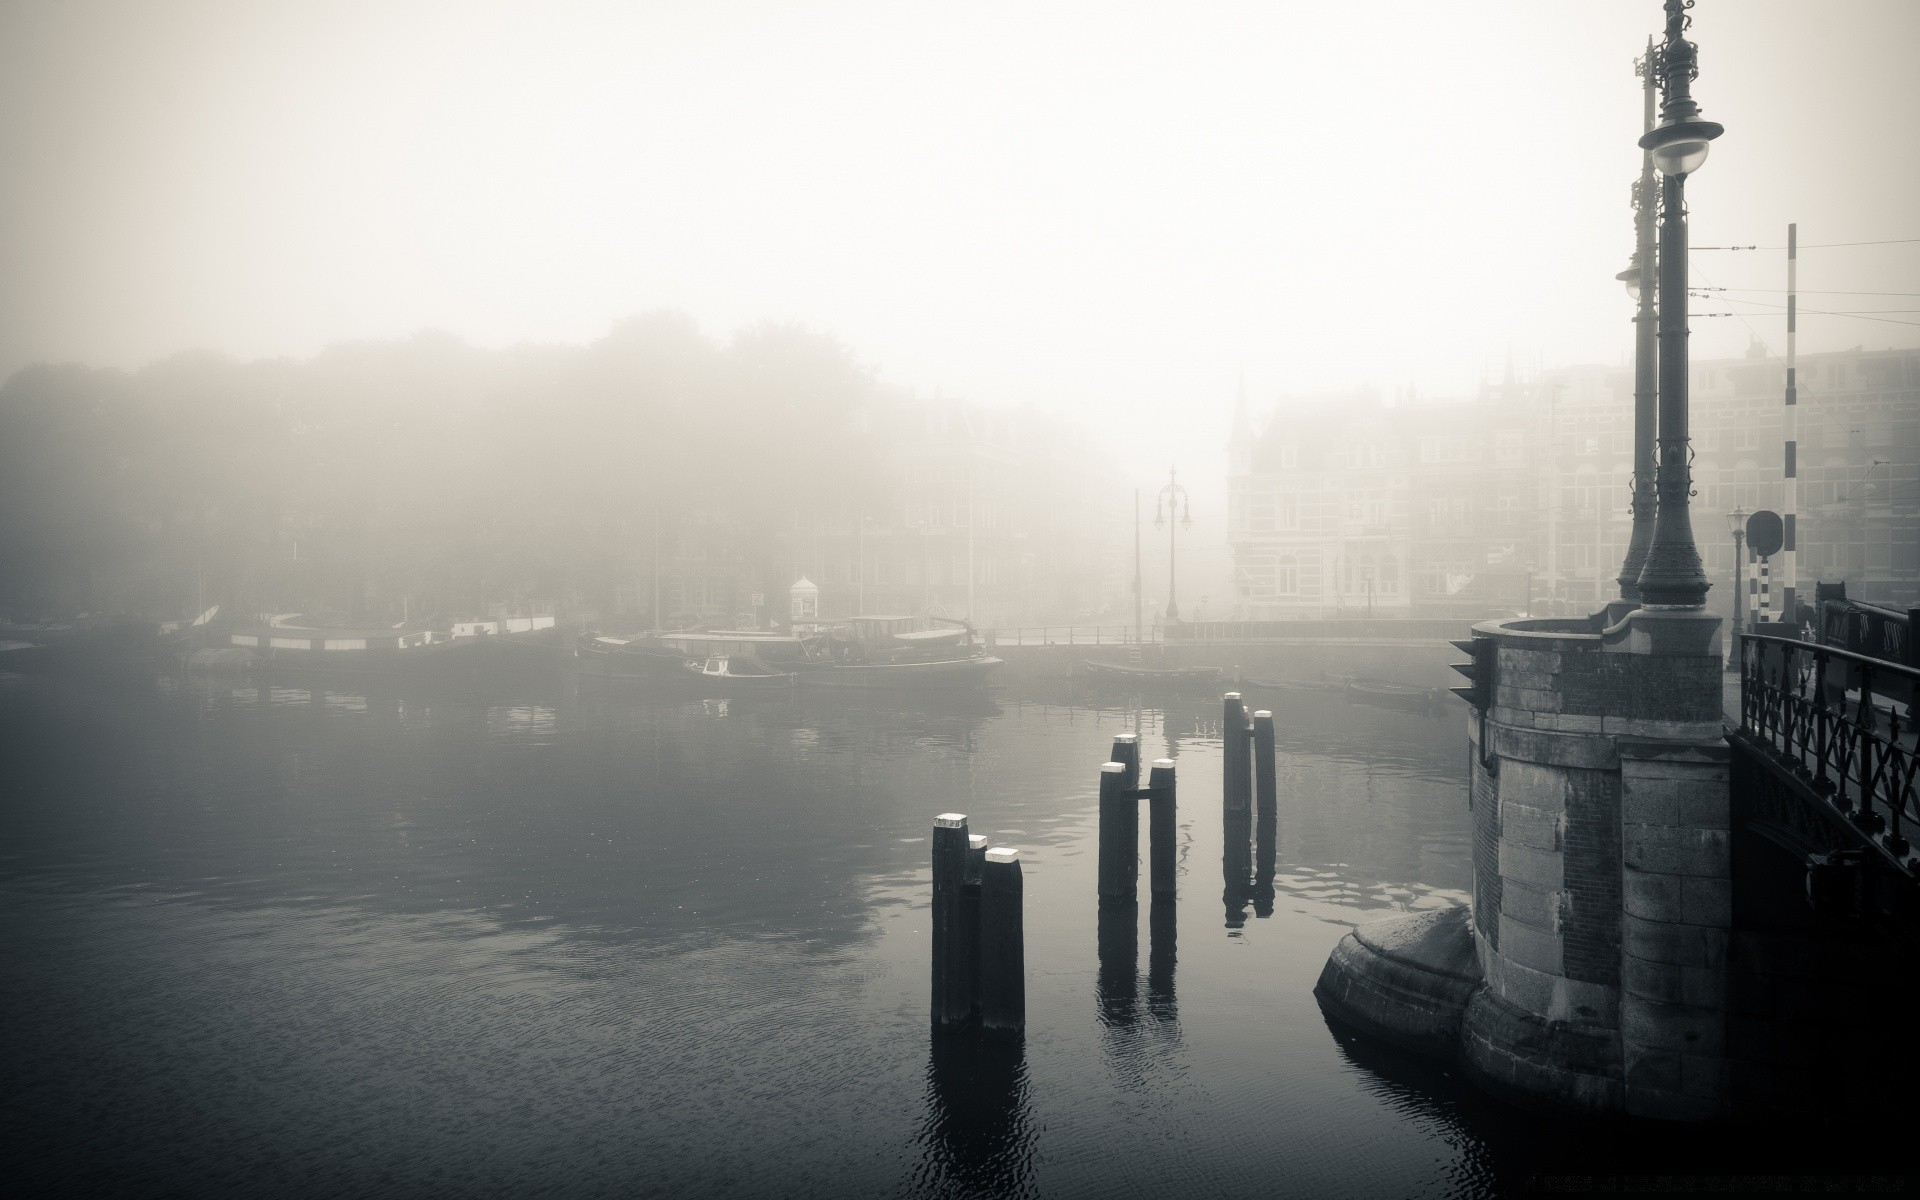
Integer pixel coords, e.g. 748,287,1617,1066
683,654,799,692
577,629,826,680
809,614,1002,689
221,615,485,677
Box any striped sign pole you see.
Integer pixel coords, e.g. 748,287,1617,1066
1783,223,1798,622
1758,556,1771,624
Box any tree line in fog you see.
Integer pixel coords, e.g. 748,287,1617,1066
0,314,892,624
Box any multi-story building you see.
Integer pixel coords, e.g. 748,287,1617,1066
788,393,1122,628
1541,344,1920,614
1226,375,1542,619
1225,344,1919,620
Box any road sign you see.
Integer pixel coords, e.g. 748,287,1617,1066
1746,509,1784,558
750,593,764,607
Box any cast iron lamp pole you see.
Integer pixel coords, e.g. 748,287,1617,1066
1615,39,1659,604
1154,468,1191,622
1634,0,1723,609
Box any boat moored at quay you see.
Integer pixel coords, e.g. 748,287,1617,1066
576,615,1001,691
215,616,489,677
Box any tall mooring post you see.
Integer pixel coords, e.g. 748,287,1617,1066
932,813,974,1030
1222,692,1251,817
1097,762,1136,901
931,812,1026,1037
979,849,1025,1036
1252,712,1277,919
1148,758,1178,897
1111,733,1141,789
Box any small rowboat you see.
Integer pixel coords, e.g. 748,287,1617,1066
1080,660,1223,685
1346,678,1444,712
1237,675,1344,694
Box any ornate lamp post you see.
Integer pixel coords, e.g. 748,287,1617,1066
1634,0,1724,608
1153,468,1192,622
1615,40,1659,605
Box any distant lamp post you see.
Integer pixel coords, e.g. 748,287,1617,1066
1634,0,1724,609
1153,468,1192,622
1726,506,1748,639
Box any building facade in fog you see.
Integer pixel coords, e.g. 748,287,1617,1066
788,395,1118,628
1538,344,1920,613
1225,375,1540,619
613,393,1121,631
1226,345,1920,620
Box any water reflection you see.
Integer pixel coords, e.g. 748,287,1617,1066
3,669,1504,1196
1096,899,1137,1028
1223,810,1253,930
1147,895,1177,1020
912,1036,1036,1199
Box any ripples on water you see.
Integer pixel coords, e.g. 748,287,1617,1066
2,670,1613,1197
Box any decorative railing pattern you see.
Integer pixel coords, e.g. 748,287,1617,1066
1738,632,1920,871
1817,599,1916,669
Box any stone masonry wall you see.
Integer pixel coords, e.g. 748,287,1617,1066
1619,739,1733,1122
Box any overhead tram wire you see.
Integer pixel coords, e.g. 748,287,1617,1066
1683,295,1920,329
1685,259,1906,455
1695,237,1920,250
1698,288,1920,299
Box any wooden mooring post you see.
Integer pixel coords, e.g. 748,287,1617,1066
932,813,973,1030
1111,733,1140,789
1099,752,1179,901
931,813,1026,1036
1222,692,1251,816
1097,762,1136,900
962,833,987,1011
1251,711,1277,919
979,848,1025,1036
1148,758,1177,897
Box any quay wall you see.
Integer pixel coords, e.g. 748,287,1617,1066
1461,610,1729,1120
987,639,1459,688
1318,609,1738,1120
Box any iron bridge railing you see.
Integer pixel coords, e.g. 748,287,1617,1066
1738,631,1920,871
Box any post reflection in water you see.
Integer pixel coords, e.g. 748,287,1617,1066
1147,894,1177,1020
914,1035,1036,1199
1222,809,1253,930
1096,898,1137,1028
1254,777,1277,921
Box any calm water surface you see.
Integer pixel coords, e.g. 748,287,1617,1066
0,671,1772,1196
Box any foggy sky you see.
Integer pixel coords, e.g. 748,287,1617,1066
3,0,1916,479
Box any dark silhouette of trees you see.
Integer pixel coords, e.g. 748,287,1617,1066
0,315,890,623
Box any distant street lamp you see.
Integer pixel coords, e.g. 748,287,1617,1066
1634,0,1725,608
1726,506,1748,637
1153,468,1192,622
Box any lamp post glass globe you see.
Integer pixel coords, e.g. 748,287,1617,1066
1640,118,1723,176
1616,264,1642,301
1726,507,1747,538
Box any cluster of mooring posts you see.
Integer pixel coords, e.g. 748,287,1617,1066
930,814,1025,1036
1220,694,1280,926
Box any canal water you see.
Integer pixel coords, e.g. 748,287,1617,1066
0,671,1837,1196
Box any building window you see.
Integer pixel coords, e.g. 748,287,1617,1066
1237,553,1276,599
1250,493,1275,532
1276,555,1299,596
